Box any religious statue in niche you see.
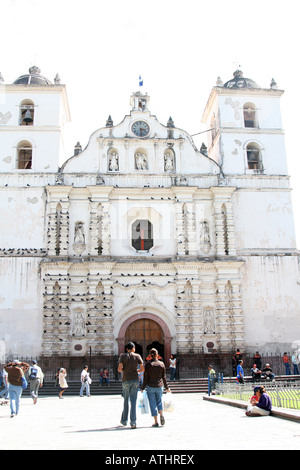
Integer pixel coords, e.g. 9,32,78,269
200,220,212,254
74,222,85,244
164,150,174,172
72,309,86,336
135,152,148,170
108,150,119,171
73,221,86,255
203,308,216,334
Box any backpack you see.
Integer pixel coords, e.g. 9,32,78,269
29,367,38,379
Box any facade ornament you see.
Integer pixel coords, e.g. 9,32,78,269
216,76,223,86
106,115,113,127
270,78,278,89
135,152,148,170
164,150,174,172
72,308,86,336
167,116,174,127
73,221,86,255
96,174,105,185
55,171,64,185
54,73,61,84
203,308,216,334
200,220,212,254
108,150,119,171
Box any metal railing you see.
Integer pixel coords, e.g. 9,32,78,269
215,380,300,410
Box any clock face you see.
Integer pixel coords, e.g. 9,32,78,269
131,121,150,137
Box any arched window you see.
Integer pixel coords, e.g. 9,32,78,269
243,103,257,128
17,140,32,169
246,143,262,170
132,219,153,251
19,99,35,126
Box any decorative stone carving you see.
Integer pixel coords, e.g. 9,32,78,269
200,220,212,254
72,308,86,336
73,221,86,255
164,150,174,172
135,152,148,170
0,111,12,124
108,150,119,171
203,308,216,334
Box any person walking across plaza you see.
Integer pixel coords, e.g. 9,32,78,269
28,360,44,404
0,367,9,401
80,365,91,397
58,368,68,399
142,348,171,427
118,341,144,429
4,359,30,417
236,359,244,384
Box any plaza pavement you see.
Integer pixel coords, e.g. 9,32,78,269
1,392,300,452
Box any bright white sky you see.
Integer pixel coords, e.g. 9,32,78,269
2,0,300,246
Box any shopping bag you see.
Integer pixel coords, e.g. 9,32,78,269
163,392,175,412
137,390,149,414
21,376,28,390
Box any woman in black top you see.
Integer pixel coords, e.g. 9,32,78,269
142,348,170,427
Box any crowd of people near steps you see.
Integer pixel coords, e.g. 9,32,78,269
0,349,299,422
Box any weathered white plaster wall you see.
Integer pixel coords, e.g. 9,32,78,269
233,190,296,250
241,256,300,353
0,258,42,357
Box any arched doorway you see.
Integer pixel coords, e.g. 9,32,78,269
125,318,164,360
117,313,172,365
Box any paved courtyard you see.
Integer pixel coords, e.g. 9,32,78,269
1,393,300,452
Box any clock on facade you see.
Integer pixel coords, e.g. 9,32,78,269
131,120,150,137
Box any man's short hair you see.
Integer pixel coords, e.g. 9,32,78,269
126,341,135,351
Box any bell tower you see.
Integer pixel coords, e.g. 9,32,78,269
130,91,150,113
202,69,287,177
0,66,70,173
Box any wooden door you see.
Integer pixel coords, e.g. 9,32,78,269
125,319,164,359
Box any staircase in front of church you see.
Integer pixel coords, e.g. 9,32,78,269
22,378,208,397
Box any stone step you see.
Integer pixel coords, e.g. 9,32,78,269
22,378,208,396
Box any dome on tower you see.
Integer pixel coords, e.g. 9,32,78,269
223,69,260,89
13,66,52,85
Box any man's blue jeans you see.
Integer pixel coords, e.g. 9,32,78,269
146,385,163,417
121,380,139,426
80,381,90,396
8,384,23,415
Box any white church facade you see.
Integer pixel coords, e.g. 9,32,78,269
0,66,299,365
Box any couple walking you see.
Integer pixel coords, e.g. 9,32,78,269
118,342,171,428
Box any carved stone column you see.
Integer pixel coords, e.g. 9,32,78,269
214,261,245,352
210,187,237,258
